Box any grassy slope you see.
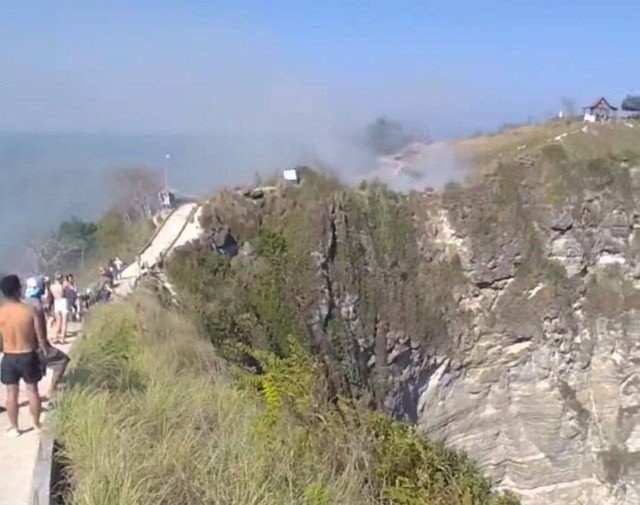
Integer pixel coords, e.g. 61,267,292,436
444,120,640,245
446,119,640,323
55,292,519,505
453,119,640,175
71,217,155,288
55,295,371,505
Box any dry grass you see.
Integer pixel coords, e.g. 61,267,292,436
453,120,640,188
53,293,376,505
453,119,582,169
53,291,519,505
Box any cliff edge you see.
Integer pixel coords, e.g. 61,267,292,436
167,120,640,505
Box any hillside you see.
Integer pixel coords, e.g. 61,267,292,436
55,119,640,504
169,119,640,504
373,119,640,190
0,131,310,268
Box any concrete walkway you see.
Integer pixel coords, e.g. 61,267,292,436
0,322,78,505
116,203,202,297
0,202,204,503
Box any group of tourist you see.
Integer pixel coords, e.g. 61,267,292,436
27,273,80,344
108,256,124,282
0,274,71,436
0,256,127,436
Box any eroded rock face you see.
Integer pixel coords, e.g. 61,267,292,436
390,193,640,504
417,315,640,505
316,178,640,503
194,167,640,504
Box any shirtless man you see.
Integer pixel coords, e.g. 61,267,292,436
0,274,52,436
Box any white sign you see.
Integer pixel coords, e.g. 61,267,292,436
283,169,299,182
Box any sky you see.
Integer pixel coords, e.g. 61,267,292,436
2,0,640,138
1,0,640,270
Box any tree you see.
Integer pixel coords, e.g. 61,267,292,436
109,166,163,223
560,97,577,117
58,217,98,267
94,211,129,254
26,217,97,274
58,217,97,247
27,231,82,274
364,116,413,156
621,95,640,112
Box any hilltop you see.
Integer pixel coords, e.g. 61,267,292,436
372,119,640,189
52,118,640,505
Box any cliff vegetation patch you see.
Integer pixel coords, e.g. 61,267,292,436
53,294,519,505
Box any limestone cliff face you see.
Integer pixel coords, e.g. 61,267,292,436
304,161,640,504
189,156,640,504
413,206,640,505
345,162,640,504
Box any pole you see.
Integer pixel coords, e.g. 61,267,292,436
81,247,85,270
164,153,170,191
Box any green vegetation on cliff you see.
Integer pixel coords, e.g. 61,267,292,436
60,212,153,285
160,173,516,503
29,166,160,280
55,293,518,505
170,175,467,406
51,170,525,505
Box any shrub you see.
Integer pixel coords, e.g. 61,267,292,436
54,295,374,505
54,294,519,505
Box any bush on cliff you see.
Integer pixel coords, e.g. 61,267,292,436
55,296,372,504
168,178,466,408
64,212,154,286
161,175,520,503
34,165,160,281
54,293,519,505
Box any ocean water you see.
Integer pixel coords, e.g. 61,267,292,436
0,132,307,269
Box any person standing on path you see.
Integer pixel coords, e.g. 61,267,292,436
113,256,124,280
64,274,78,322
24,277,70,403
42,277,54,326
0,274,52,436
50,272,68,344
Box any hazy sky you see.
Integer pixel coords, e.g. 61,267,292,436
3,1,639,138
1,0,639,271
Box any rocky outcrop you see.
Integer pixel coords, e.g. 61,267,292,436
184,157,640,504
408,198,640,505
303,167,640,504
435,209,634,501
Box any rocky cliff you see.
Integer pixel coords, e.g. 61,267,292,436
169,122,640,505
414,160,640,505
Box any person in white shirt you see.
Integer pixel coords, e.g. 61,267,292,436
113,256,124,280
49,273,68,345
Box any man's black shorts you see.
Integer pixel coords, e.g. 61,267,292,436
0,351,43,385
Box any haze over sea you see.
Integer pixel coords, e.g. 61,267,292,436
0,132,310,269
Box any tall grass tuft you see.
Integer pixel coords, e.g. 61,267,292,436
53,294,376,505
54,291,519,505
